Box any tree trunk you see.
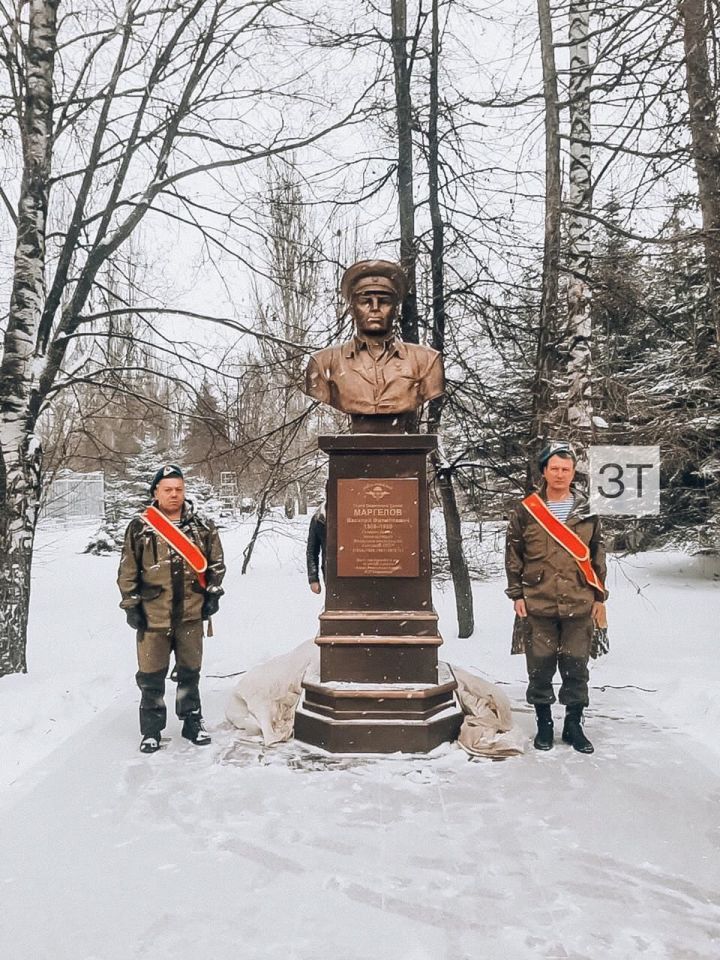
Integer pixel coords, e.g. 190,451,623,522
531,0,562,462
391,0,420,344
427,0,445,362
679,0,720,347
0,0,58,676
564,1,594,440
241,490,270,574
435,468,474,637
0,448,42,674
427,0,473,638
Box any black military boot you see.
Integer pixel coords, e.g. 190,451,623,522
533,703,554,751
562,705,594,754
181,710,211,746
136,669,167,752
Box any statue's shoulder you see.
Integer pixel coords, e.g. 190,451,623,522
405,341,440,357
309,341,350,365
402,341,442,367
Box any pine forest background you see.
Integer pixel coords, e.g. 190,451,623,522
1,0,719,674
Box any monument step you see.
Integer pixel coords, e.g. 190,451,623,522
294,698,464,754
320,609,438,621
304,673,457,697
319,609,439,638
302,677,457,721
301,701,453,722
315,634,442,646
318,644,443,684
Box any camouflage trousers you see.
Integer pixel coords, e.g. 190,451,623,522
135,621,204,736
524,614,593,708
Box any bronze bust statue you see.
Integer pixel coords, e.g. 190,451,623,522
303,260,444,432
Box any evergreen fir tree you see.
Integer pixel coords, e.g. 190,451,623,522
84,436,226,554
84,436,170,553
593,206,720,551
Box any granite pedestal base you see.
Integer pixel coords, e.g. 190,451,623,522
294,434,463,754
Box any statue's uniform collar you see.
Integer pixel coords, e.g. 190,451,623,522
344,335,407,359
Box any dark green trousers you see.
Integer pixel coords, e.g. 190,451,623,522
524,614,593,707
135,621,204,736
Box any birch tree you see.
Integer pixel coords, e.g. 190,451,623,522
391,0,421,344
563,0,594,439
0,0,58,673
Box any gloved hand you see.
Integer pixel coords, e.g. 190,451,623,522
202,593,220,620
126,606,146,631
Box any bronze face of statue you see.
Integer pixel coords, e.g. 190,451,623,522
303,260,445,432
352,288,396,342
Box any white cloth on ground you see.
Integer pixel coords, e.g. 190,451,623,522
225,641,524,757
225,639,319,745
453,666,525,758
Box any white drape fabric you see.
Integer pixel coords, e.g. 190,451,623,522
225,642,525,757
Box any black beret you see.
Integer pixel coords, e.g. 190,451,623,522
150,463,184,495
538,442,577,470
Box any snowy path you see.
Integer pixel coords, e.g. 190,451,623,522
2,679,719,960
1,520,719,959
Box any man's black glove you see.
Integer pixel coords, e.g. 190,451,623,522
126,606,146,631
202,593,220,620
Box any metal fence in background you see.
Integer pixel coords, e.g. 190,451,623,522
41,471,105,522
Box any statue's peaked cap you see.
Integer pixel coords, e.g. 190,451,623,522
340,260,408,302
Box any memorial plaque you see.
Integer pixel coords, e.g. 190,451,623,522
336,478,419,578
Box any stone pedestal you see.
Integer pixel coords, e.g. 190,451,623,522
294,434,463,753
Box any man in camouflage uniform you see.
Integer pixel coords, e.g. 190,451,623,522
505,443,607,754
118,464,226,753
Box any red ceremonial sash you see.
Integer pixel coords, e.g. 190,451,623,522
142,505,208,589
521,492,605,595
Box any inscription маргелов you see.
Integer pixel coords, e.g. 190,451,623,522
336,478,420,578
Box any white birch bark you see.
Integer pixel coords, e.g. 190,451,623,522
564,0,593,433
0,0,58,674
390,0,420,345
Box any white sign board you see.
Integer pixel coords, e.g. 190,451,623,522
589,446,660,516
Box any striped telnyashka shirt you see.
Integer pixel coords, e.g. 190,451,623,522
546,495,574,523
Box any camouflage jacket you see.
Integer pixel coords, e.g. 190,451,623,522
505,484,607,619
117,501,225,631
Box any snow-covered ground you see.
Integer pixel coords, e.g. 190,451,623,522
1,516,719,959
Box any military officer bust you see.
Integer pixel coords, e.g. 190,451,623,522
303,260,444,432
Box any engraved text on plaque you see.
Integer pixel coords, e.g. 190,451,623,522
336,478,420,577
